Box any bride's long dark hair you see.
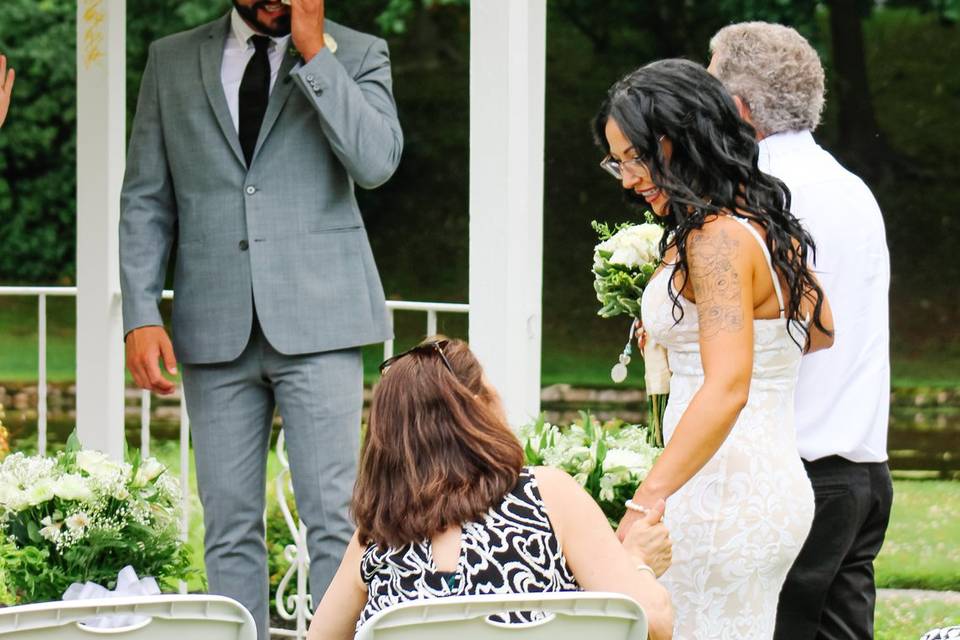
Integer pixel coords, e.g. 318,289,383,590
593,58,829,348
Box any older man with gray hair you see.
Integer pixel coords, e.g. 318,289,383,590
709,22,892,640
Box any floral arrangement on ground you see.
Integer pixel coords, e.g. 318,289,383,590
0,432,195,604
520,412,662,526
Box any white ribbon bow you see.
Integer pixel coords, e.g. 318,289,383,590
62,565,161,629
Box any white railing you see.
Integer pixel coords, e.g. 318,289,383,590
0,286,468,639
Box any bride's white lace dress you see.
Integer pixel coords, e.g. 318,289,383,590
641,219,815,639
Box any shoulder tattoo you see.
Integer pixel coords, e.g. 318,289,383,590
688,230,744,338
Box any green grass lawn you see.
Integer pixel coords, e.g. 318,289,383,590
876,593,959,640
876,480,960,591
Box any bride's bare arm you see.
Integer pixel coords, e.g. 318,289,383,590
534,466,674,640
621,218,755,528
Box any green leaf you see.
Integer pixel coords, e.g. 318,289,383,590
65,430,82,454
26,521,41,544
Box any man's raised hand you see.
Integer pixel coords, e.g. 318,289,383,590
290,0,326,62
0,55,16,129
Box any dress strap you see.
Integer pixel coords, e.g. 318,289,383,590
732,216,785,319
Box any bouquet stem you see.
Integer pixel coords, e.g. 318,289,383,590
647,393,667,448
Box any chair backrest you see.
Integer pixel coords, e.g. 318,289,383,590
0,594,256,640
354,592,647,640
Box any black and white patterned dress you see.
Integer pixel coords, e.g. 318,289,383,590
356,467,580,630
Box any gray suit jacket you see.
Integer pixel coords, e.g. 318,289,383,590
120,13,402,364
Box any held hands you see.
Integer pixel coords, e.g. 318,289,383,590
617,487,665,540
0,55,15,129
620,498,672,577
290,0,326,62
125,326,179,395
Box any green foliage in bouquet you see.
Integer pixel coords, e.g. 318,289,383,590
520,412,662,526
591,215,664,319
0,432,195,604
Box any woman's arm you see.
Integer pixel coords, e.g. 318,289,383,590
803,272,834,353
307,532,368,640
534,466,674,640
621,219,756,534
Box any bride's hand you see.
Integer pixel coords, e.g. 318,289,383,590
622,498,671,576
636,321,647,354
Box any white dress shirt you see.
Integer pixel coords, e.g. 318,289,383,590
221,9,292,133
758,130,890,463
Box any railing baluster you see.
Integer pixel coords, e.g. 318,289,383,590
383,308,396,360
37,294,47,456
179,385,190,595
140,390,151,458
0,287,470,635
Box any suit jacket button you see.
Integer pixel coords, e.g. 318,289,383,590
245,185,256,195
239,240,249,251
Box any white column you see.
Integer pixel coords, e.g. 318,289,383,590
76,0,126,459
469,0,546,427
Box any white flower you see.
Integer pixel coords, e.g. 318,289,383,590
76,450,124,480
39,523,62,542
603,448,648,473
133,459,166,487
596,223,663,268
26,479,55,506
65,512,90,531
1,488,30,512
54,474,94,502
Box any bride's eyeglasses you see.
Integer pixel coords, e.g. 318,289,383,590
599,135,665,180
379,340,454,375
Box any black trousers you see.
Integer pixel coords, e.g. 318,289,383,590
774,456,894,640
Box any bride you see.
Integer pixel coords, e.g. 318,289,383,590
595,59,835,639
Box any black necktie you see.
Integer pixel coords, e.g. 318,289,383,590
238,35,271,167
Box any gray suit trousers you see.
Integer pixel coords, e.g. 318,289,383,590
182,321,361,640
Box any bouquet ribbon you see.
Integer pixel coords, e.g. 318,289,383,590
61,565,161,628
642,335,671,395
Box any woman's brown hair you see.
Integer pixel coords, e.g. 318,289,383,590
352,337,525,548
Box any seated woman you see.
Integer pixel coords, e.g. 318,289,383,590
307,338,674,640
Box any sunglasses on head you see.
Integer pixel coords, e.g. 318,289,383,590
378,339,454,375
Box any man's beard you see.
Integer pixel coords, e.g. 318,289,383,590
233,1,292,37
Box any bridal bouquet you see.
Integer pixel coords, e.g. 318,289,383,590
521,413,661,526
592,216,670,446
0,432,193,604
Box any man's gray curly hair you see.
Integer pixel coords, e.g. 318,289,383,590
709,22,825,136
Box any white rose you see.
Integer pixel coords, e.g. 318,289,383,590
602,224,663,268
26,479,55,506
54,474,94,502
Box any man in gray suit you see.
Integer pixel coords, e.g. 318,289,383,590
119,1,402,636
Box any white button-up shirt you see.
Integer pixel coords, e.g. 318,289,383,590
221,9,292,133
758,130,890,463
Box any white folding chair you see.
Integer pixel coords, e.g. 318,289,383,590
0,594,256,639
354,592,648,640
